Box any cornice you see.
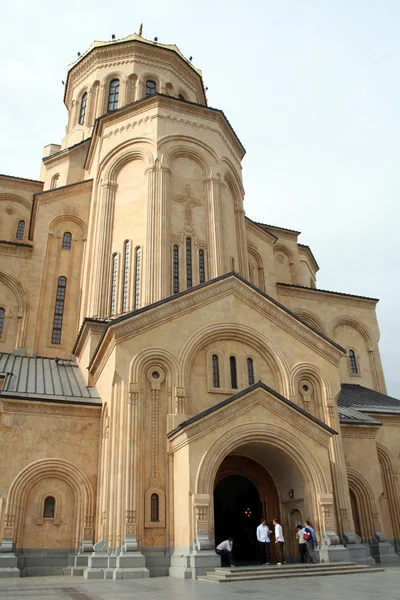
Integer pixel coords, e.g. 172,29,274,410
1,399,101,419
373,414,400,427
65,40,206,107
245,218,277,247
340,425,379,438
73,319,109,358
277,283,378,307
0,174,43,193
85,95,245,172
168,389,334,452
42,138,90,166
298,244,319,272
87,274,345,377
0,241,33,258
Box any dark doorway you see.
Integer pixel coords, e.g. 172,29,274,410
214,474,261,562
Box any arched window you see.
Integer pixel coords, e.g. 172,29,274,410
51,276,67,344
151,493,159,522
247,358,255,386
122,240,131,312
110,253,118,315
16,220,25,240
199,249,205,284
0,308,5,338
146,80,157,97
62,232,72,250
173,245,179,294
212,355,220,388
107,79,120,112
134,247,141,309
51,174,60,189
178,93,185,100
186,237,192,289
78,92,88,125
349,349,358,374
43,496,55,519
230,356,238,389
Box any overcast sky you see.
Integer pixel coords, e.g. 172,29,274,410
1,0,399,396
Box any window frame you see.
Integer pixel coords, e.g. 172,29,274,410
186,237,192,289
134,246,142,310
107,79,120,112
43,496,56,519
150,493,160,522
229,355,238,389
62,232,72,250
51,276,67,345
0,307,5,338
110,253,118,316
212,354,220,388
199,249,205,284
121,240,131,312
145,79,157,97
78,91,88,125
173,245,179,294
16,220,25,240
348,349,359,375
247,357,255,386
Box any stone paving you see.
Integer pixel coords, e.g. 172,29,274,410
0,569,400,600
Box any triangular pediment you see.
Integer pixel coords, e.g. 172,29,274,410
79,273,345,373
167,381,337,449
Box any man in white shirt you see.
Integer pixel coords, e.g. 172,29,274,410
256,518,271,564
216,537,235,567
272,518,286,564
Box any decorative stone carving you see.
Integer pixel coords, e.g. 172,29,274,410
173,184,202,228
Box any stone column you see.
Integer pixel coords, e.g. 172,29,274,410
234,205,249,279
90,181,117,318
205,176,224,278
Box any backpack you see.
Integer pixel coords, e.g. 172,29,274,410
303,527,312,541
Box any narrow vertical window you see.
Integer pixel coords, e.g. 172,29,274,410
151,493,159,522
199,249,205,284
51,175,60,189
122,240,131,312
349,349,358,374
173,245,179,294
62,232,72,250
51,276,67,344
79,92,87,125
146,80,157,97
186,237,192,288
108,79,120,112
43,496,55,519
110,253,118,315
134,247,141,309
230,356,238,389
0,308,5,338
212,355,220,388
16,220,25,240
247,358,255,386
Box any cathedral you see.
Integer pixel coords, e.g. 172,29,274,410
0,32,399,580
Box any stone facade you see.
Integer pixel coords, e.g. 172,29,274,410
0,32,399,580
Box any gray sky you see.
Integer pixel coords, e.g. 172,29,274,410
1,0,399,396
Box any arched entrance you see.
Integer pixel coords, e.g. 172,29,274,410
213,454,280,563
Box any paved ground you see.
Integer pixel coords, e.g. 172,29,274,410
1,569,400,600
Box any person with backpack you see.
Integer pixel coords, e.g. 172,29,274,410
296,524,307,563
302,520,318,563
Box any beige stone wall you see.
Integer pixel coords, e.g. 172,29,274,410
0,399,100,547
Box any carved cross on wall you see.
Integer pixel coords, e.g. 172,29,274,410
174,184,202,227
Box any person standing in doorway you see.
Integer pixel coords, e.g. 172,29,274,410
256,518,272,565
302,520,318,564
273,518,286,564
216,538,235,567
296,524,307,563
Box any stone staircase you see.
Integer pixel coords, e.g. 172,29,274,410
198,561,384,583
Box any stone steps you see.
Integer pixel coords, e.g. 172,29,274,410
198,562,385,583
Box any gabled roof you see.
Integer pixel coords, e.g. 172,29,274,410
0,353,100,406
167,381,337,437
338,405,382,426
79,272,346,371
338,384,400,414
